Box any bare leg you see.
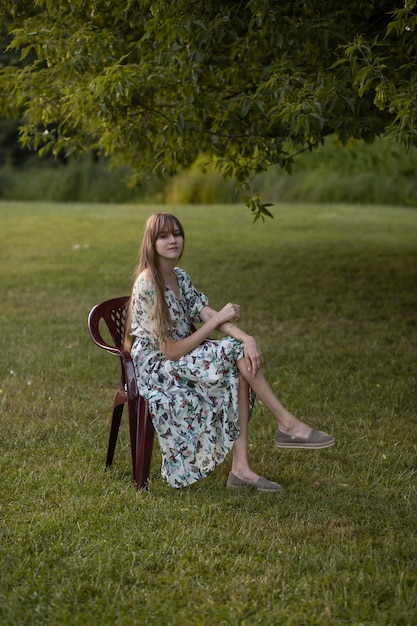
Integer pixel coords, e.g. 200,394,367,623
231,372,260,481
237,359,312,439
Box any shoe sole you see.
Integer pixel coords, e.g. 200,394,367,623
274,439,335,449
227,484,283,492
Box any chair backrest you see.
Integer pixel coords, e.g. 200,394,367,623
88,296,130,355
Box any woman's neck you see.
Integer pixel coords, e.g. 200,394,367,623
159,261,180,299
159,258,177,282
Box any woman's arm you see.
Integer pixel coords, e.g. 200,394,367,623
200,306,264,378
159,303,241,361
200,305,243,336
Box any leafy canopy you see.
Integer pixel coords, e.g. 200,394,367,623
1,0,416,219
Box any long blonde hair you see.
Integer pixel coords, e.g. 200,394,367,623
124,213,185,349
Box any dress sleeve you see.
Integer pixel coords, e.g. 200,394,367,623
130,274,156,337
179,269,209,324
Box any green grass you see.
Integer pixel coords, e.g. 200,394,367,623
1,201,416,625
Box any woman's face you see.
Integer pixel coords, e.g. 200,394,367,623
154,227,184,261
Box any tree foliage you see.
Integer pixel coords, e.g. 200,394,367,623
0,0,416,218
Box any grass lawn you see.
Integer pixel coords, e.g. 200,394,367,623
0,201,416,625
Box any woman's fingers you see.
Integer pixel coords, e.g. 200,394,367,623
218,303,242,324
228,303,241,321
246,351,263,378
243,337,263,376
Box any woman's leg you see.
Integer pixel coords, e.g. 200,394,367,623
237,359,313,439
230,372,260,481
230,371,283,488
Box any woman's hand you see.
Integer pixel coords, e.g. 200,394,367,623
200,304,263,376
243,336,263,378
216,303,242,325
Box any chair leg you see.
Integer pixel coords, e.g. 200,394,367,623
127,397,138,480
115,390,153,489
141,413,155,489
135,397,154,490
106,402,124,468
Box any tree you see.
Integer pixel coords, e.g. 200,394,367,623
0,0,416,219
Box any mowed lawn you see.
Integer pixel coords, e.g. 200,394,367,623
1,201,416,625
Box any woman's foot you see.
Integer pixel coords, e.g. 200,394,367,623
274,428,334,449
226,472,283,492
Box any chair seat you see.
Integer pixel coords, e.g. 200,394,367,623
88,296,155,489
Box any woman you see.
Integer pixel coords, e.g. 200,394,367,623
125,213,334,491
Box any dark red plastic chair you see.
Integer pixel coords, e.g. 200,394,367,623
87,296,155,489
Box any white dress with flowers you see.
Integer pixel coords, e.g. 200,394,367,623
130,267,246,488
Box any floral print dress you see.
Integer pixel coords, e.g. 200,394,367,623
130,267,246,488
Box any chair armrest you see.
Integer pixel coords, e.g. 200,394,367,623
87,299,138,399
89,330,138,399
97,345,138,400
89,335,124,355
120,349,138,399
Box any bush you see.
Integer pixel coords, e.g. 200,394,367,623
0,155,164,203
165,163,239,204
252,136,417,206
1,136,416,206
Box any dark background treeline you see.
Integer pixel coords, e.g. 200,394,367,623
1,118,416,206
